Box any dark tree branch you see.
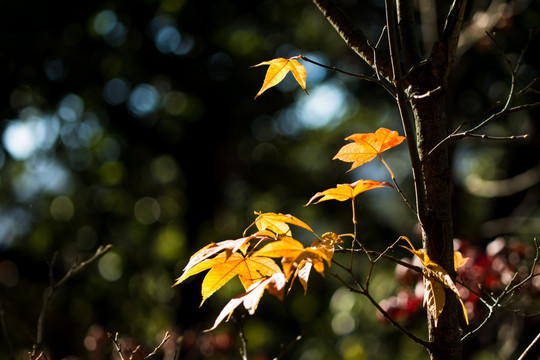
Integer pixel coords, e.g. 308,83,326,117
299,55,395,96
311,0,393,81
0,293,15,360
397,0,422,69
441,0,468,73
37,245,112,345
427,31,537,159
461,238,540,341
384,0,426,226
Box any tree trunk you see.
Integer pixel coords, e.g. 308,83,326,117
312,0,468,358
412,89,463,360
408,38,465,360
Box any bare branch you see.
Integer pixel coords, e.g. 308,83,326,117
397,0,422,69
145,331,171,359
457,0,508,57
461,238,540,341
232,315,248,360
274,333,303,360
384,0,426,226
299,55,395,96
427,31,538,158
441,0,468,72
36,245,113,345
311,0,393,81
518,332,540,360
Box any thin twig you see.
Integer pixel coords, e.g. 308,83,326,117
145,331,171,359
37,245,113,345
461,238,540,341
518,332,540,360
233,315,248,360
299,55,395,96
427,31,537,159
108,332,127,360
274,333,303,360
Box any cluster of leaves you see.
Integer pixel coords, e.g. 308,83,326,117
174,57,470,331
173,212,341,330
384,237,540,324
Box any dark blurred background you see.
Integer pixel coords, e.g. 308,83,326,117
0,0,539,359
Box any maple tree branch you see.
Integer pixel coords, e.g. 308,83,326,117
427,30,537,159
461,238,540,341
37,244,112,346
518,332,540,360
274,333,303,360
108,332,127,360
232,315,249,360
397,0,422,70
311,0,393,82
441,0,468,75
299,55,395,96
384,0,426,226
328,264,430,349
145,331,171,359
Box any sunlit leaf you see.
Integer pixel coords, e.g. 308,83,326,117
454,251,469,271
253,235,333,293
206,272,287,331
200,252,281,303
254,211,315,236
334,128,406,171
400,237,469,327
306,179,391,205
252,57,308,98
173,231,275,286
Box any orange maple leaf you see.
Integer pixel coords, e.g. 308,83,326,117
454,251,469,271
251,57,308,99
253,235,335,293
174,231,275,285
306,179,391,205
206,272,287,331
400,237,469,327
253,211,315,236
194,252,281,304
334,128,406,172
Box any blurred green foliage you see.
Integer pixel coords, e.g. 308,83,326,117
0,0,539,359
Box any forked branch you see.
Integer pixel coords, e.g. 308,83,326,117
36,245,112,346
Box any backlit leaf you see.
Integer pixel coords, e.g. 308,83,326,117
206,272,287,331
252,57,308,98
334,128,406,171
200,252,281,303
454,251,469,271
253,235,334,293
306,179,391,205
254,212,314,236
400,237,469,326
173,231,275,286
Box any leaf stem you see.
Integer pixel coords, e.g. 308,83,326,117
299,55,395,97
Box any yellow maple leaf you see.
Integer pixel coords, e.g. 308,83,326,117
254,211,314,236
252,57,308,98
334,128,406,172
199,252,281,304
400,237,469,327
206,272,287,331
306,179,391,205
454,251,469,271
